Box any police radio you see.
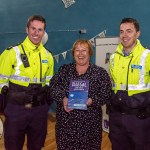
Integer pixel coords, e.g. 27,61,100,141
21,44,30,68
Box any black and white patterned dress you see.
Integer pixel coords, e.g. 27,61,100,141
49,63,112,150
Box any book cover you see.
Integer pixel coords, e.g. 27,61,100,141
68,80,89,110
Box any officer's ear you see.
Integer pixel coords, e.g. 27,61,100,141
26,27,29,34
136,30,140,39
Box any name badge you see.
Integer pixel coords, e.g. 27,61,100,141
131,64,142,69
42,60,48,63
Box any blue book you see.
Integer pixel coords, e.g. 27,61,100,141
68,80,89,110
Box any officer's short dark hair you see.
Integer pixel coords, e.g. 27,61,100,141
26,15,46,30
120,18,140,32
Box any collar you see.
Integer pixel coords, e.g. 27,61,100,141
122,49,130,56
116,39,143,57
22,36,43,52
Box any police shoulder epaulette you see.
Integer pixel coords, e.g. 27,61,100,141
46,48,52,54
6,43,21,50
6,46,13,50
48,50,52,54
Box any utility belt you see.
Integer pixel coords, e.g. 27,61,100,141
6,82,48,108
108,90,150,119
108,104,150,119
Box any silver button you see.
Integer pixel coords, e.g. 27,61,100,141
25,104,32,108
119,98,122,101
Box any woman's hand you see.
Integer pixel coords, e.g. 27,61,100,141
63,97,73,112
86,98,92,106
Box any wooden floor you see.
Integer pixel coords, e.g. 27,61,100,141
0,114,112,150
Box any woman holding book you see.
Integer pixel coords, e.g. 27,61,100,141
49,39,112,150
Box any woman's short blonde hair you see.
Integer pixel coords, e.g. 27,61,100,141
72,39,93,57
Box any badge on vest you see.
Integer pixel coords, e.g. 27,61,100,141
131,64,142,69
42,60,48,63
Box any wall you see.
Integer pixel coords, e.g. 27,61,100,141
0,0,150,111
0,0,150,69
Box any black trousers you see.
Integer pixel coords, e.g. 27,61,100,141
109,112,150,150
4,103,49,150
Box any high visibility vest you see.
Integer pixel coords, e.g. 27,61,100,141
110,40,150,96
0,37,54,93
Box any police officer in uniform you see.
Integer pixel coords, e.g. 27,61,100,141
108,18,150,150
0,15,54,150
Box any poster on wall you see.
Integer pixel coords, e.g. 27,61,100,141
95,37,120,133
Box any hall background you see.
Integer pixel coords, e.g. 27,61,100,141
0,0,150,111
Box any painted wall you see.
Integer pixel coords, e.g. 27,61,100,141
0,0,150,111
0,0,150,69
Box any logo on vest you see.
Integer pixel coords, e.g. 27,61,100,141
131,64,142,69
42,60,48,63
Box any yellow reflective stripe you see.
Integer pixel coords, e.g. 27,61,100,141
45,76,53,86
110,54,115,67
128,84,150,90
13,46,22,75
46,76,52,80
33,78,46,83
112,83,126,90
0,74,9,80
113,83,150,90
10,75,47,84
10,74,30,82
41,78,46,82
0,83,9,88
33,77,38,83
46,83,49,86
139,49,150,84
